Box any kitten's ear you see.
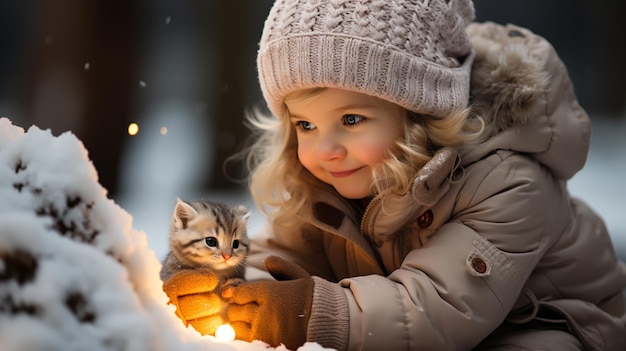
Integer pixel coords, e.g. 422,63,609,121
173,198,198,229
237,205,251,221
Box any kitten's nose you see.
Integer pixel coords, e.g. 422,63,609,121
222,253,232,261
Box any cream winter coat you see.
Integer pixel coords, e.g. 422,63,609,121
247,22,626,350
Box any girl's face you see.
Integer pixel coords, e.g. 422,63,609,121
286,88,404,199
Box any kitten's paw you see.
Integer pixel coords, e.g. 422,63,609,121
221,278,245,299
223,277,245,287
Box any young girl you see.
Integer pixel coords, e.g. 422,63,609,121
163,0,626,349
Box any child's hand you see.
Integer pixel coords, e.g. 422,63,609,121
225,256,314,350
162,269,225,335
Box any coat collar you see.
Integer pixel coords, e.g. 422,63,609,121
361,147,460,241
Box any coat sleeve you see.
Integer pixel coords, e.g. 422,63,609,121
246,221,339,281
333,154,566,350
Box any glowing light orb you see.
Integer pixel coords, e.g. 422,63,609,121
215,324,236,342
160,126,168,135
127,123,139,136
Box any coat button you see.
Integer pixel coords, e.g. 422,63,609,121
471,257,487,274
417,210,434,228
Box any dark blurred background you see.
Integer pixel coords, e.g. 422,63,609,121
0,0,624,200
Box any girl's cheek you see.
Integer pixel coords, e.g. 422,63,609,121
297,142,314,167
359,137,391,163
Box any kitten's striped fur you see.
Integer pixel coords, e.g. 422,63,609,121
160,198,250,285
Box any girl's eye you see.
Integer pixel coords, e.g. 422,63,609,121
294,120,316,132
232,240,240,249
343,114,365,126
204,237,218,247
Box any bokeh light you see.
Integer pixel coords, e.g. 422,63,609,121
128,123,139,136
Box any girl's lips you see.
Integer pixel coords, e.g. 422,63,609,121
329,167,362,178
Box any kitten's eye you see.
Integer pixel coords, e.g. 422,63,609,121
204,237,218,247
232,240,239,249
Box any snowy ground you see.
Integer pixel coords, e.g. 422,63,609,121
116,115,626,263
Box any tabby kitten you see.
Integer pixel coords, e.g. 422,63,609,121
160,198,250,286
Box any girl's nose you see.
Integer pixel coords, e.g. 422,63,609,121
317,134,346,161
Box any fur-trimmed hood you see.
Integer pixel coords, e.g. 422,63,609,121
463,22,591,180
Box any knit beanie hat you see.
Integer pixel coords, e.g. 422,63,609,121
257,0,476,119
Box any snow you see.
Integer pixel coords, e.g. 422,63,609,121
0,117,333,351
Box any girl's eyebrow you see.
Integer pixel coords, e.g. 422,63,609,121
289,114,305,120
332,103,378,112
289,104,378,120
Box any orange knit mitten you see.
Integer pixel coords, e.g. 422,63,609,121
162,269,225,335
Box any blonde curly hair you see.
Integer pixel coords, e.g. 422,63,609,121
245,88,484,231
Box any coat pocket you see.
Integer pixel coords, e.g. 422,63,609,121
505,289,626,351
